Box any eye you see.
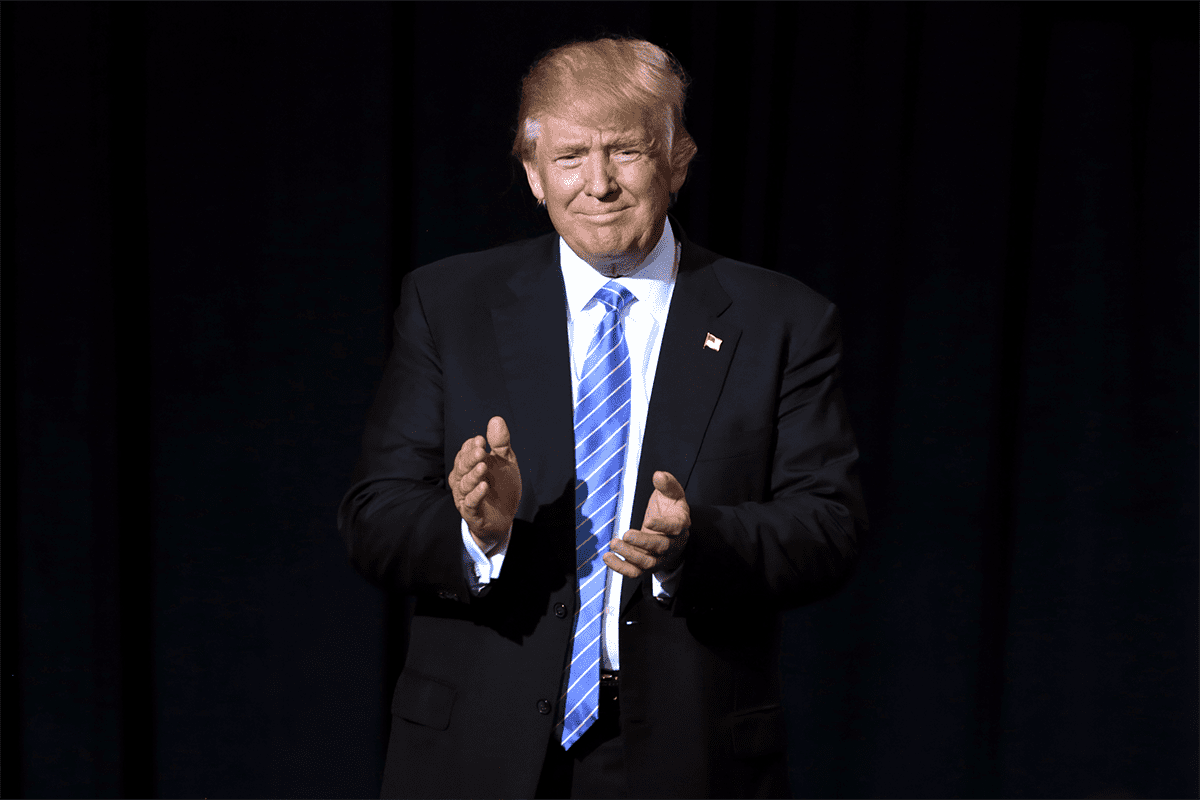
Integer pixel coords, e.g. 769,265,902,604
555,156,582,168
613,149,641,163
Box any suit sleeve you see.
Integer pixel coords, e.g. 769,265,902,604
679,302,867,612
337,272,473,601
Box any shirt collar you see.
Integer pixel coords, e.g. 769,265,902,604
559,221,677,325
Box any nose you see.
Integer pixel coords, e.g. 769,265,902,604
583,155,617,199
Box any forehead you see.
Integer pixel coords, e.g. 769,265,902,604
538,114,648,149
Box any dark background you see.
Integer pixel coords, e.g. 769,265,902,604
5,2,1197,798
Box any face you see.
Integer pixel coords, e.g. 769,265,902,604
523,111,686,277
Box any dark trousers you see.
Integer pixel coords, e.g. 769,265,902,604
535,682,626,799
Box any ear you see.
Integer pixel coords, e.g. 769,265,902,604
522,160,546,203
668,162,688,194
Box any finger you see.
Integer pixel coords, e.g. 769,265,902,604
463,479,488,512
451,442,470,479
610,539,657,571
642,505,688,535
603,551,642,578
652,470,685,501
459,461,487,493
453,436,485,477
486,416,513,459
623,530,671,555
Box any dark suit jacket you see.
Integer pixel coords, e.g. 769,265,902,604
338,221,867,799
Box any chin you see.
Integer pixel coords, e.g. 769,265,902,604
589,234,634,256
570,229,624,256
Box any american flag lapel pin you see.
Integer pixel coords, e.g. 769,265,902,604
703,332,722,352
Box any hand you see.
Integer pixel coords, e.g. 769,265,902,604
449,416,521,554
604,471,691,579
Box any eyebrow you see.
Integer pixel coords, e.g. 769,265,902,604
551,142,588,154
550,135,647,155
609,136,645,150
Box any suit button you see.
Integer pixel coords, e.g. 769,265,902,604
436,589,459,601
537,699,551,715
554,603,567,618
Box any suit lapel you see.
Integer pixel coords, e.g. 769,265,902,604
490,237,575,523
621,227,741,613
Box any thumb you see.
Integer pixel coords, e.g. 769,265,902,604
486,416,514,458
652,470,685,500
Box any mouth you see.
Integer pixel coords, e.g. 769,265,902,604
577,208,628,223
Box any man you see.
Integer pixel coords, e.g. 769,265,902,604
339,36,867,799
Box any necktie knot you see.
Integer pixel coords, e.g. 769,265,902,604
594,281,635,315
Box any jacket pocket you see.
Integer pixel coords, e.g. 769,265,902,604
728,704,786,758
392,671,456,731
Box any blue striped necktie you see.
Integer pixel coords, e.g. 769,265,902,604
560,281,635,750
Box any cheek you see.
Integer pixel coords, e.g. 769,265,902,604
625,167,666,207
558,171,582,195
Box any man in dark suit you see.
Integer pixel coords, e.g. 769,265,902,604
339,36,867,798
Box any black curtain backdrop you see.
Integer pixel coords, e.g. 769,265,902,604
5,2,1197,798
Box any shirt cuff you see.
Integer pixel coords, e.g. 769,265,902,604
460,520,511,594
652,561,684,598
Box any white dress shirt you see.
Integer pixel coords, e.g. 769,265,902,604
461,222,681,670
